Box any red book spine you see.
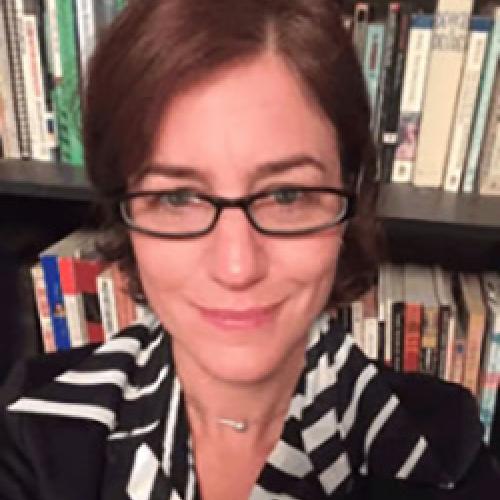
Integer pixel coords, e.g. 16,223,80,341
403,302,421,372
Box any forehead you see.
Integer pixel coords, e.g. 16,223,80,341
150,53,340,184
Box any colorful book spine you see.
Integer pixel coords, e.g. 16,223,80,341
462,7,500,193
443,16,492,192
30,263,56,353
39,253,71,350
403,302,421,373
0,2,20,158
413,0,473,188
52,0,84,166
59,256,106,345
391,14,433,183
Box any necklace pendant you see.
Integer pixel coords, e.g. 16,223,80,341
217,418,248,432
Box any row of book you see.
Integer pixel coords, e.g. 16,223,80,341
344,1,500,195
338,262,500,444
0,0,127,166
31,229,145,354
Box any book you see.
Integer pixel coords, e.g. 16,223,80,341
50,0,84,166
478,60,500,195
378,263,391,365
30,262,56,353
373,2,400,181
362,21,385,123
443,16,492,192
413,0,473,188
457,273,486,396
59,254,106,346
462,6,500,193
0,2,20,158
362,287,378,360
402,264,423,373
380,5,411,181
74,0,96,82
389,263,405,372
39,230,96,350
96,265,119,340
479,272,500,443
391,14,433,183
3,0,31,158
433,266,456,381
352,2,370,64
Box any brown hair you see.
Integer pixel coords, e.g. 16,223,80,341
84,0,381,308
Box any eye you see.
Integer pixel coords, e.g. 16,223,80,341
156,189,198,207
271,187,304,205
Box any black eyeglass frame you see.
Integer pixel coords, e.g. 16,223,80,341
118,187,356,239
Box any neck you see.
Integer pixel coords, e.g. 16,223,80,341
172,339,306,444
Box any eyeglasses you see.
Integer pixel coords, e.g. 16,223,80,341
118,186,355,238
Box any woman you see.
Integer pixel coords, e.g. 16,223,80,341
1,1,499,499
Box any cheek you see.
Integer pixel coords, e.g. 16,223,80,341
274,232,342,287
130,235,200,294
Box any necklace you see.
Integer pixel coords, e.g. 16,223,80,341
216,417,248,432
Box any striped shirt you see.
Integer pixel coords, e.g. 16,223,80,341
7,312,454,499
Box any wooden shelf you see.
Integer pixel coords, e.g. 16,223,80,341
0,160,93,201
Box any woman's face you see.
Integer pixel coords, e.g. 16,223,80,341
130,54,344,384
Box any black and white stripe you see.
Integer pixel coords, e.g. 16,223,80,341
7,312,451,499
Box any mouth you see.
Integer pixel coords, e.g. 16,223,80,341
194,302,283,330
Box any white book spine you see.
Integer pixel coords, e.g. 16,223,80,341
97,271,119,340
21,14,51,161
363,317,379,360
392,15,433,183
462,7,500,193
351,300,364,351
443,20,490,192
413,0,473,188
0,4,20,158
63,293,87,348
75,0,96,80
43,0,62,79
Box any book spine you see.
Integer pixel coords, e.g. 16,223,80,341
53,0,83,166
374,2,400,181
463,313,486,396
381,8,410,181
450,333,466,384
352,2,370,64
437,304,451,379
74,0,95,79
362,22,385,120
21,13,51,160
391,302,404,371
462,7,500,193
392,14,433,183
3,0,31,157
443,17,491,192
0,3,20,157
413,0,473,188
478,331,500,443
403,302,421,372
97,271,119,339
351,299,364,351
420,305,440,376
30,263,56,353
478,62,500,195
59,256,88,347
363,317,378,360
39,254,71,350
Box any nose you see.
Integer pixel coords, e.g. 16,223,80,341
207,206,268,290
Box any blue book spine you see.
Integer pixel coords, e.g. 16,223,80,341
363,22,385,119
40,254,71,350
462,8,500,193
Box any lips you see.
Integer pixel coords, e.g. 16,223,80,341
195,302,281,329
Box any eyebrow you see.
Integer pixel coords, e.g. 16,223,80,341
136,154,328,185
